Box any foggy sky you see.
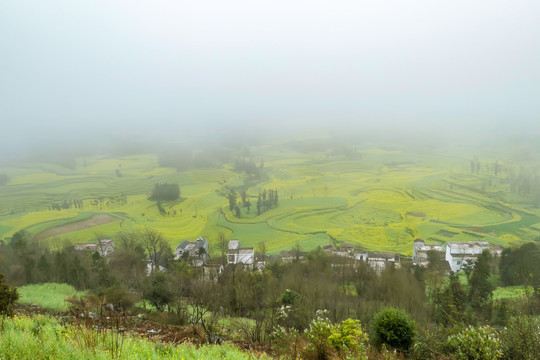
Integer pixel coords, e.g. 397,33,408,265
1,0,539,151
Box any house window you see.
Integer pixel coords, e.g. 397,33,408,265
457,260,461,265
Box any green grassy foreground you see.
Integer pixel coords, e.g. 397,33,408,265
1,144,538,254
0,314,269,360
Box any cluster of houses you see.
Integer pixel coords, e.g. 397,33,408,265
73,239,115,256
413,239,503,272
73,236,505,276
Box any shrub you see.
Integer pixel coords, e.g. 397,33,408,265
328,318,369,359
371,308,416,352
409,327,449,360
446,325,502,360
305,310,334,359
500,315,540,360
304,311,369,360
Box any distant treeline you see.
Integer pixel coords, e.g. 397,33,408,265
233,158,262,177
286,139,361,160
0,173,8,186
159,147,232,171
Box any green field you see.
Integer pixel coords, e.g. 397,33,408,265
1,144,538,255
18,283,88,311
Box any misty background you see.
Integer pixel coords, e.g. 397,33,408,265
1,0,539,157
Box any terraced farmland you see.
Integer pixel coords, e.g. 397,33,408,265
1,146,538,255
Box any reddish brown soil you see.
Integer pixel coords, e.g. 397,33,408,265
34,214,120,240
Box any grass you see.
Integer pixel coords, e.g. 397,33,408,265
493,285,534,301
0,145,537,254
17,283,88,311
0,314,270,360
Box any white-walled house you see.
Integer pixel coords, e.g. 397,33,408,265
445,241,491,272
226,240,254,267
174,237,209,266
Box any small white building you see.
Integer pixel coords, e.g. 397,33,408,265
366,251,397,273
226,240,254,267
445,241,491,272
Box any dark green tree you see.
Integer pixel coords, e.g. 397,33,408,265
228,190,237,211
149,183,180,201
0,273,19,317
469,250,494,315
144,272,173,312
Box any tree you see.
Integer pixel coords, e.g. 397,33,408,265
217,232,228,266
0,273,19,317
108,248,146,293
144,272,173,311
228,190,237,211
469,250,493,315
149,183,180,201
140,228,171,272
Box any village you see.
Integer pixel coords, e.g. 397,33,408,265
74,236,505,277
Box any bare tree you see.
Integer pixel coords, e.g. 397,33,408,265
217,232,228,266
140,228,170,272
258,241,267,264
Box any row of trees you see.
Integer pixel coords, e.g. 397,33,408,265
257,188,278,215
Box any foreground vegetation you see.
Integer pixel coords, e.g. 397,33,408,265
0,314,269,360
2,236,539,359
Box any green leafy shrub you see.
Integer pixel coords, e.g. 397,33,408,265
270,325,304,359
304,311,369,360
500,315,540,360
305,310,334,359
328,318,369,359
371,308,416,352
446,325,502,360
409,327,448,360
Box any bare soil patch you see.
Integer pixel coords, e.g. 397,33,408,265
437,230,458,238
467,227,488,233
34,214,120,240
406,211,426,218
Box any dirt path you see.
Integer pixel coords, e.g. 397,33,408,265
34,214,120,240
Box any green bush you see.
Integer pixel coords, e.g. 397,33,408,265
328,318,369,359
409,327,448,360
305,310,334,359
304,311,369,360
446,325,502,360
371,307,416,352
500,315,540,360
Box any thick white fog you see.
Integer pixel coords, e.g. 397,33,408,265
1,0,539,152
